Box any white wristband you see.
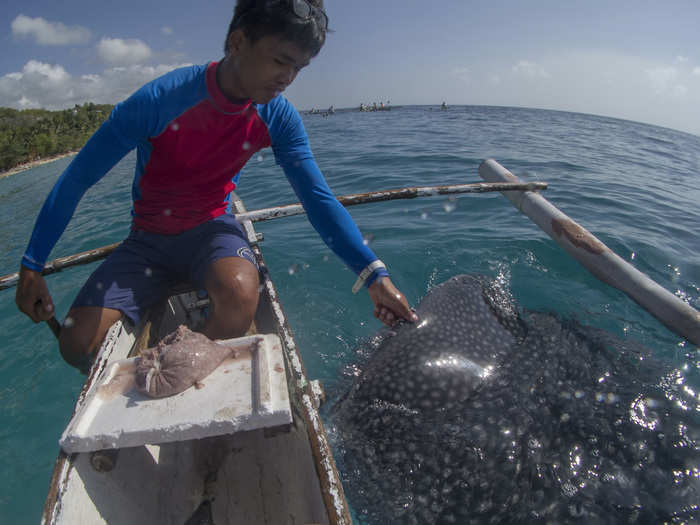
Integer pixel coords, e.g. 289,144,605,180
352,260,386,294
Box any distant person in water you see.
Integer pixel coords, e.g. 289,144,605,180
441,101,447,110
15,0,417,371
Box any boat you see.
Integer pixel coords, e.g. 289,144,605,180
359,103,391,112
41,193,352,524
307,106,335,117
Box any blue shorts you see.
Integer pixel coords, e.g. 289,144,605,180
71,214,258,324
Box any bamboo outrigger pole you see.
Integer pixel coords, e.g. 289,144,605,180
479,159,700,346
0,181,546,292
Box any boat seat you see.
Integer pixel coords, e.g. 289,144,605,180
60,332,292,454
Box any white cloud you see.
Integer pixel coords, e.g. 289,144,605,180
11,14,91,46
97,37,153,65
452,66,471,84
21,60,70,83
0,60,190,110
161,26,173,35
512,60,550,78
672,84,688,96
645,66,683,95
454,51,700,135
18,95,39,109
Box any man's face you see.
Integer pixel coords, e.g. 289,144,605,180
226,31,312,104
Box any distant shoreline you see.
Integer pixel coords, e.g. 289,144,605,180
0,151,78,180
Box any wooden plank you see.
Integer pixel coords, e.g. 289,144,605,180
1,182,547,291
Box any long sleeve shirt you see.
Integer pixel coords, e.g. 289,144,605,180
22,61,388,288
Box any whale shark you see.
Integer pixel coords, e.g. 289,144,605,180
331,275,699,524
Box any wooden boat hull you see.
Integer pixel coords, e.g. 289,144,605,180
42,194,351,524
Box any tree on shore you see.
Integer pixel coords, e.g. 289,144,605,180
0,103,113,172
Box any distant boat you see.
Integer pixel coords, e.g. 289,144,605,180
307,106,335,117
359,102,391,112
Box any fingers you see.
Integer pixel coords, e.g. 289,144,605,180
379,283,417,324
34,295,55,322
369,277,418,327
16,292,39,322
374,305,397,327
16,268,54,323
388,292,418,323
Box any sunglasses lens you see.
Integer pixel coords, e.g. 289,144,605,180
318,11,328,30
292,0,311,18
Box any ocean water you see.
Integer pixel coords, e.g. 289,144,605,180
0,105,698,523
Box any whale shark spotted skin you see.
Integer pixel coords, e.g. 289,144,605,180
332,275,699,524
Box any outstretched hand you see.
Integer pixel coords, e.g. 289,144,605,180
16,266,54,323
368,277,418,327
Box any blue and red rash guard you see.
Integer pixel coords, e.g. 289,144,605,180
22,61,388,287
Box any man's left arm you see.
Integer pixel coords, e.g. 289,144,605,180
281,156,417,326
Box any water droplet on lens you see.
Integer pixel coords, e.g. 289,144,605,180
443,196,457,212
164,208,172,216
421,211,429,220
96,282,103,290
145,267,153,277
63,316,74,328
363,233,374,246
288,263,299,275
257,154,263,162
171,123,179,131
242,141,251,150
322,255,329,262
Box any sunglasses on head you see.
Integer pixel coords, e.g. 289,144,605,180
236,0,328,31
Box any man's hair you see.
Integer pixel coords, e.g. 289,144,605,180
224,0,327,57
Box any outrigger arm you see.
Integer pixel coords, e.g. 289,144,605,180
0,181,547,292
479,159,700,346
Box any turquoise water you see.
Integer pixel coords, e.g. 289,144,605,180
0,105,698,523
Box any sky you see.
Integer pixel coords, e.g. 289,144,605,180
1,0,700,136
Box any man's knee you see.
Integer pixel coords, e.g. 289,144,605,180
205,259,260,311
58,307,121,371
58,321,96,371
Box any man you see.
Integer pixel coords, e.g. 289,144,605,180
15,0,417,371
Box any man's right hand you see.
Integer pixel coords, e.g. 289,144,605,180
16,266,54,322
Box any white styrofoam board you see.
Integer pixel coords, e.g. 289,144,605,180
59,334,291,454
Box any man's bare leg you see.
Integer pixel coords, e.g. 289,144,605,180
58,256,258,368
201,257,259,340
58,306,123,371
